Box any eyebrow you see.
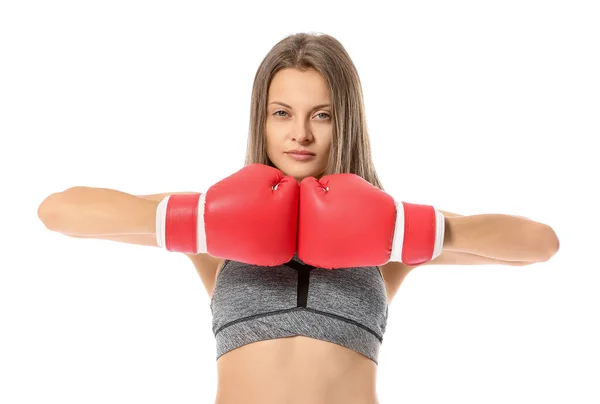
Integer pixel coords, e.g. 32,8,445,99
269,101,331,110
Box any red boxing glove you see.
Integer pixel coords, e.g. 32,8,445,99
156,164,299,266
298,174,445,269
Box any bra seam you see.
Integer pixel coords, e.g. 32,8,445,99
213,306,383,342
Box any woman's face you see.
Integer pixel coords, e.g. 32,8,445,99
265,68,333,182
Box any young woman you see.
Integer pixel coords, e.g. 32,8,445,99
37,33,560,404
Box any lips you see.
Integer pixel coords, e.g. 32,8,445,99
286,151,316,161
286,150,315,156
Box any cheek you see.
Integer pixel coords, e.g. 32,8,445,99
322,136,333,155
265,133,277,153
265,126,286,148
264,132,280,162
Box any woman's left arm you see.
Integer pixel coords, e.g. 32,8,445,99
439,210,560,264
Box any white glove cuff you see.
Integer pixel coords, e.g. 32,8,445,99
196,193,207,254
433,209,445,260
156,196,170,249
389,201,405,263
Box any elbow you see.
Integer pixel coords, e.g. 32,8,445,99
37,192,62,231
538,225,560,263
38,189,78,231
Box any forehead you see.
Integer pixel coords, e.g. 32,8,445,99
268,68,330,102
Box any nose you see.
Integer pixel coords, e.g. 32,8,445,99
292,120,313,144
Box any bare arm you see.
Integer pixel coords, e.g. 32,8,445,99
65,191,200,246
38,189,200,246
37,186,159,237
421,210,542,266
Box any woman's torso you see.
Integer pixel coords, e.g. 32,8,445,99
209,257,388,404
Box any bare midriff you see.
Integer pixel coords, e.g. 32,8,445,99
214,336,379,404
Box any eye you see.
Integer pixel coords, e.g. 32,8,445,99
272,111,331,120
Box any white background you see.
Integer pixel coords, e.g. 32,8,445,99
2,0,598,403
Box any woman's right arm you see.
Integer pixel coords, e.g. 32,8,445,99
38,186,158,238
37,187,198,246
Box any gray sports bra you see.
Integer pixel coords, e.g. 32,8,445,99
210,254,389,364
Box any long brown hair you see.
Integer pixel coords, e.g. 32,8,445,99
244,32,384,190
